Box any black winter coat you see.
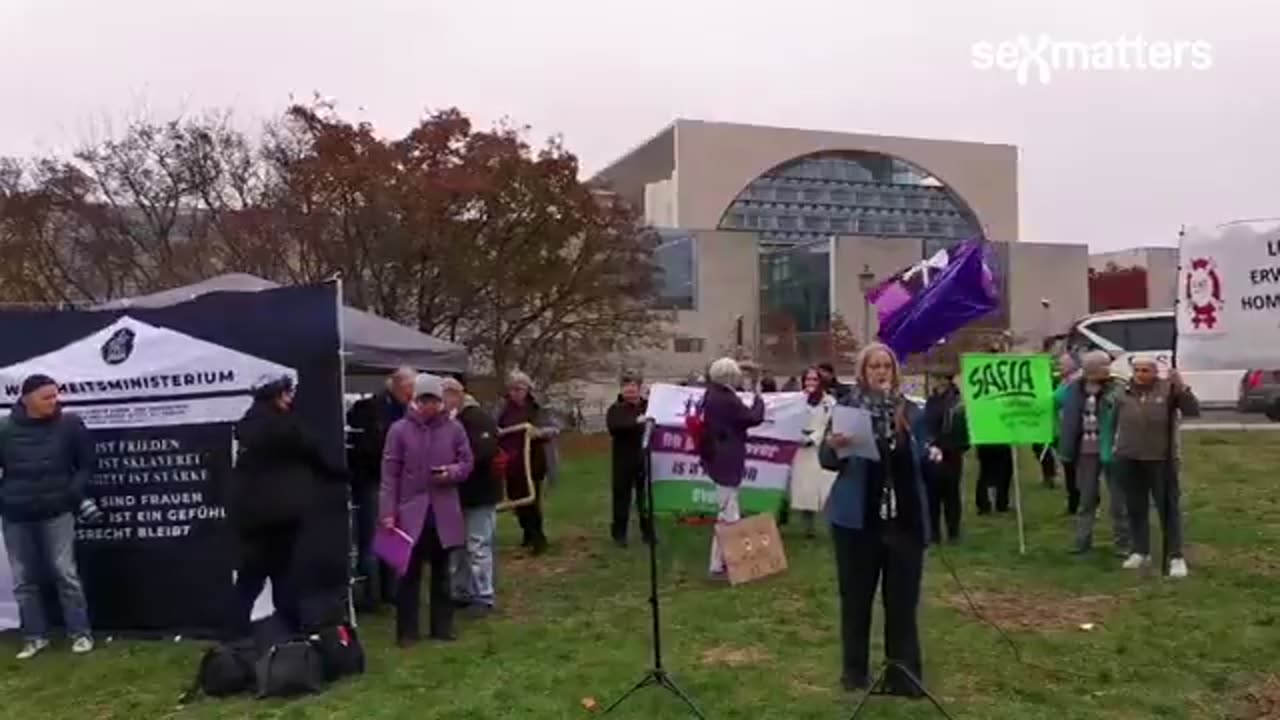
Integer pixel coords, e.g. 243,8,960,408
456,403,501,508
0,405,94,522
346,392,405,490
230,400,345,532
607,397,647,482
923,386,969,454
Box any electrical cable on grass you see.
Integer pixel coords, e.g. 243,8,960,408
932,543,1094,682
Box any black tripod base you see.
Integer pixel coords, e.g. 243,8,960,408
849,662,952,719
605,669,708,719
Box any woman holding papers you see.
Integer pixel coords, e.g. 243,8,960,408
789,367,837,538
820,343,937,697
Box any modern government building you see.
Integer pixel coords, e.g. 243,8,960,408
590,119,1091,379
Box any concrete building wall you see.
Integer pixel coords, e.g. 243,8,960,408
591,125,675,216
1007,241,1091,345
671,119,1019,242
633,230,760,379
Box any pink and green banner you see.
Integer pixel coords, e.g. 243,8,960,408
646,384,808,515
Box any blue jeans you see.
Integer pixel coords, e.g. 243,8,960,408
2,514,92,641
449,506,497,607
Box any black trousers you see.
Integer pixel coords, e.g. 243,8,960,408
1032,443,1058,487
976,445,1013,513
229,520,300,640
611,467,653,542
515,478,547,547
832,525,925,687
925,452,963,542
396,513,454,641
1062,459,1080,514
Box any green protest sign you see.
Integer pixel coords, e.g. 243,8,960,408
959,353,1055,445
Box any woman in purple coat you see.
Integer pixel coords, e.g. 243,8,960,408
700,357,765,579
380,374,474,646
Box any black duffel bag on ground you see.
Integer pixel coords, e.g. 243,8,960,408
311,624,366,681
181,639,260,703
255,639,326,699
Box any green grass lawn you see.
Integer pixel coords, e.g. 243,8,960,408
2,432,1280,719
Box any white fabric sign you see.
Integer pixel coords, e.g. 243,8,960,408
1178,220,1280,371
0,315,298,630
645,384,810,441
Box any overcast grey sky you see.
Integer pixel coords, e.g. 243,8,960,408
2,0,1275,250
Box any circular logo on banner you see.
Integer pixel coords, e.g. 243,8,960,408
1184,257,1223,330
101,327,136,365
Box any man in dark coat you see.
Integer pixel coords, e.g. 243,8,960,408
229,375,346,637
606,371,653,548
346,367,415,607
922,370,969,543
0,374,97,659
443,377,501,615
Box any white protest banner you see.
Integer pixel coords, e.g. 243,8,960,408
1178,220,1280,370
646,384,809,514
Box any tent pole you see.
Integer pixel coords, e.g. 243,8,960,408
334,276,357,629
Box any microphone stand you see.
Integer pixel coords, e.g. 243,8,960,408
604,418,708,719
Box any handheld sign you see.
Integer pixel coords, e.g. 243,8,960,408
960,353,1054,445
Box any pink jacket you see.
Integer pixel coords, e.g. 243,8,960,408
379,411,474,549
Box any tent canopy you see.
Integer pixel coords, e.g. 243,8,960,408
95,274,468,374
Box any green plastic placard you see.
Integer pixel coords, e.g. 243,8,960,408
960,353,1055,445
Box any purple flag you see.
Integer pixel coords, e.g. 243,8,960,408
868,239,998,357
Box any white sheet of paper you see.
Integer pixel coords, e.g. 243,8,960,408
830,406,880,461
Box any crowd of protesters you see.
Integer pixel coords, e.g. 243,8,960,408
0,338,1200,674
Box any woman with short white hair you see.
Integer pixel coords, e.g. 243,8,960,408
698,357,765,578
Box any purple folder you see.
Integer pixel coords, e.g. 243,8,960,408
374,526,415,578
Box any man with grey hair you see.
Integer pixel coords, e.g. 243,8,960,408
1056,350,1130,557
346,366,417,608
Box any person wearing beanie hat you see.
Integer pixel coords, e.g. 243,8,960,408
227,371,346,639
923,367,969,543
494,370,559,556
606,371,653,548
381,373,474,645
0,373,97,659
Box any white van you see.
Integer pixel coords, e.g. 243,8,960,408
1060,309,1238,407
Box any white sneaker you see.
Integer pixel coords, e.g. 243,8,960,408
1122,553,1151,570
70,636,94,655
16,639,49,660
1168,558,1189,579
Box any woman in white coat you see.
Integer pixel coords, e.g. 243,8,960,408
790,367,838,537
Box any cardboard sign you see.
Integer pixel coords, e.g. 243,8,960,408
960,352,1055,445
716,514,788,585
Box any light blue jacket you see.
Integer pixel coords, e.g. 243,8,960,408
818,396,932,544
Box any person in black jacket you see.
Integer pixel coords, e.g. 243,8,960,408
227,375,345,639
346,367,415,609
606,372,653,548
0,374,98,659
923,370,969,543
442,377,501,616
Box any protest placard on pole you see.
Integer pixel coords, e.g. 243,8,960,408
1177,219,1280,371
960,353,1055,554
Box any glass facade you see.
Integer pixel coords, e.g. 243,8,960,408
719,151,981,245
759,242,831,333
653,229,696,310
